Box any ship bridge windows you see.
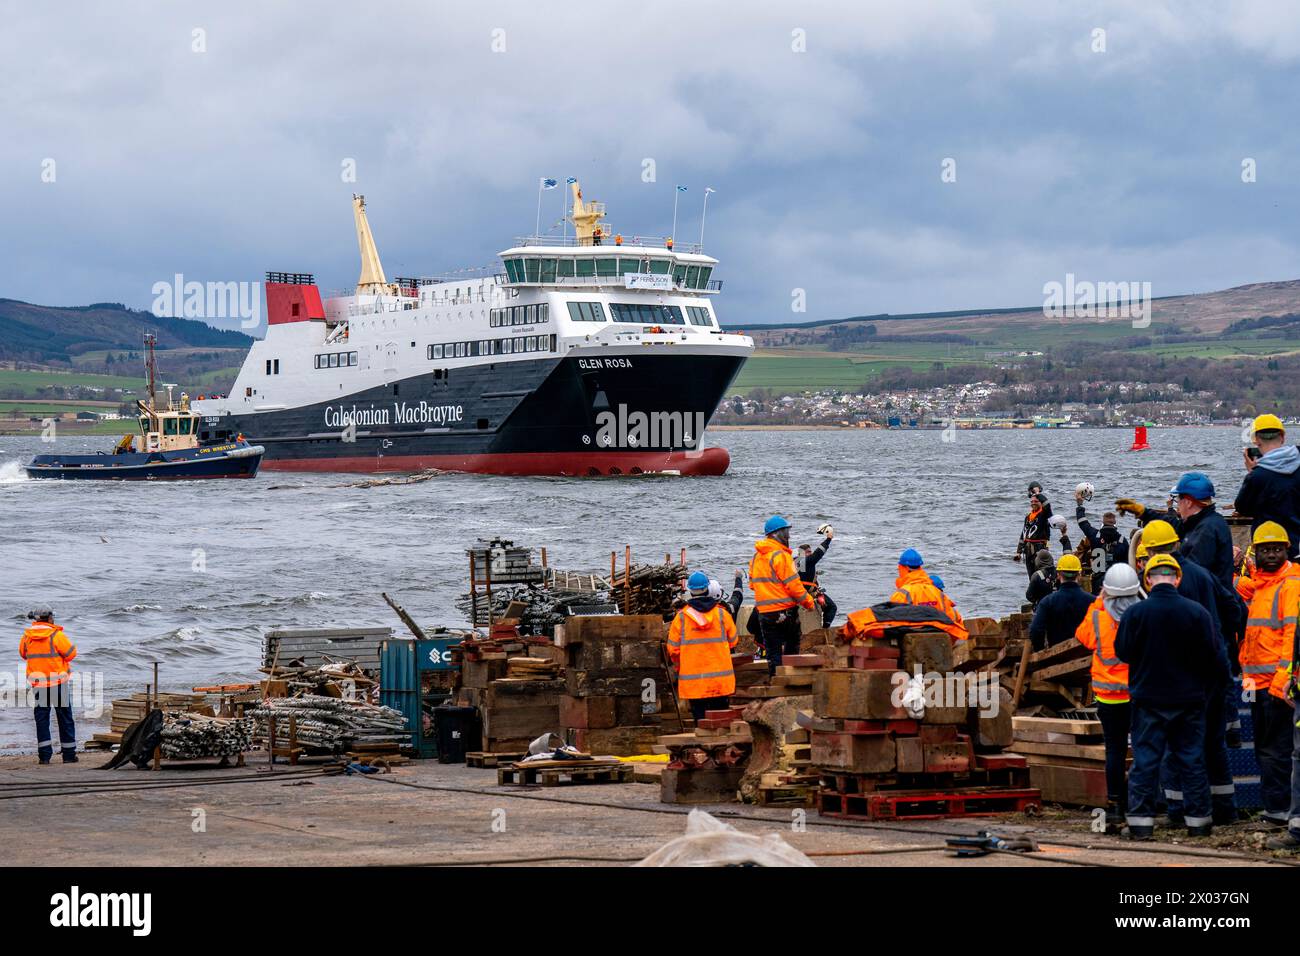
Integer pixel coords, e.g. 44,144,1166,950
566,301,606,323
595,258,617,278
686,306,714,327
610,303,685,325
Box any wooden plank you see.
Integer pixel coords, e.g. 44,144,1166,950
1029,763,1109,807
1031,656,1092,686
1027,639,1089,669
1012,716,1103,736
1009,739,1107,761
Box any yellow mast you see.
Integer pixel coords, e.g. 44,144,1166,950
568,180,608,245
352,194,393,295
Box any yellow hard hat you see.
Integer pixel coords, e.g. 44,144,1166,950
1253,413,1285,436
1134,540,1149,560
1057,554,1082,573
1144,553,1181,582
1142,519,1180,550
1253,521,1290,546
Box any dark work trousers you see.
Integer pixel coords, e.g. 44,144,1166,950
1253,694,1297,823
1224,678,1243,741
1022,543,1046,579
1290,715,1300,836
759,610,802,676
32,683,77,761
1162,680,1234,822
688,695,731,723
1129,702,1210,831
820,593,837,628
1096,700,1131,808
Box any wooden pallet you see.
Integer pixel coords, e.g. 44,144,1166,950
818,766,1031,794
818,786,1042,821
497,762,632,787
466,751,527,768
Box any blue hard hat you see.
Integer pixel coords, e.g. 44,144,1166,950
899,548,924,568
686,571,710,592
764,515,791,534
1170,471,1215,501
929,573,945,591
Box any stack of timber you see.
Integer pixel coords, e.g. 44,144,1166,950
1010,715,1119,807
1011,635,1092,713
479,677,565,754
159,712,254,760
557,614,672,755
811,629,1037,821
656,706,753,804
87,692,208,750
731,649,826,702
248,695,409,754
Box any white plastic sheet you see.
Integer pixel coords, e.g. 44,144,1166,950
636,809,816,867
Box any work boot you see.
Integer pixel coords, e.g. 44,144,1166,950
1213,807,1238,827
1121,826,1154,841
1105,802,1124,830
1186,824,1213,838
37,757,50,766
1264,830,1300,852
62,752,78,764
1259,815,1289,829
1164,811,1185,827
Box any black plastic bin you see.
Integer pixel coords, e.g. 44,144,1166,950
433,705,482,764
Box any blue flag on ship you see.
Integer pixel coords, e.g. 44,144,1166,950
541,178,558,189
566,177,577,184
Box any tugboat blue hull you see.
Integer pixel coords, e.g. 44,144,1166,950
25,443,264,480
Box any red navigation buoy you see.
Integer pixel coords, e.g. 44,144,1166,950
1130,425,1150,451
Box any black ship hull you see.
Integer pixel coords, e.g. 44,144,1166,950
198,353,746,476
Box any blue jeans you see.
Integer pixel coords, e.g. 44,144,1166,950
33,684,77,761
1129,702,1210,830
1161,682,1233,820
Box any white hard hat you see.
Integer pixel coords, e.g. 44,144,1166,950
1075,481,1095,501
1102,563,1142,597
707,579,724,601
817,523,833,536
1049,514,1068,531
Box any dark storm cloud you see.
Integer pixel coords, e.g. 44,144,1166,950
2,1,1297,326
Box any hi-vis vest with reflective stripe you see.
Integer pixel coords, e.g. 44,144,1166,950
1074,597,1129,703
890,568,944,610
1236,564,1300,694
748,539,814,614
666,604,738,700
19,622,77,688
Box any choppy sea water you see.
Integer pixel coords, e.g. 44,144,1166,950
0,426,1246,751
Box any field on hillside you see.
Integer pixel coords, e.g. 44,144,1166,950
0,369,145,391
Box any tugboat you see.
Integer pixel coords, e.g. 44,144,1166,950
25,335,264,480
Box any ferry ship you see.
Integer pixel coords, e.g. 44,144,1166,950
192,184,753,476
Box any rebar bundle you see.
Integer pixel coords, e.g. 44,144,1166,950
247,695,409,752
159,712,254,759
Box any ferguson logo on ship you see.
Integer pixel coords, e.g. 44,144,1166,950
324,402,464,429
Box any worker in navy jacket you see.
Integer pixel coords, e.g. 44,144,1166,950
1028,554,1093,650
1235,414,1300,559
1115,555,1221,839
1117,472,1234,590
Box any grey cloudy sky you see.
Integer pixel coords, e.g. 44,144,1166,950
3,1,1298,327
